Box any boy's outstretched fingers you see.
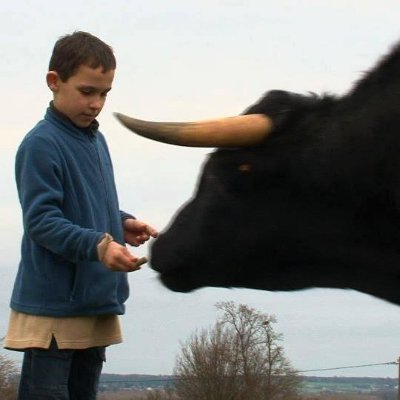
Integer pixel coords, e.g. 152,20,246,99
123,219,159,246
145,225,158,238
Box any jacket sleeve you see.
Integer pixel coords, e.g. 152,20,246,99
120,210,135,221
16,135,103,262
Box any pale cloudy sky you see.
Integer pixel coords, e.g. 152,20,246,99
1,0,400,378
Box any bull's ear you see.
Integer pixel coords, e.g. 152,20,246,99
244,90,319,115
243,90,320,131
113,113,273,148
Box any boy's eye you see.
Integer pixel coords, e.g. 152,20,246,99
79,88,109,97
80,88,93,95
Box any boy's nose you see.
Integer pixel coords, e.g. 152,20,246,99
90,98,104,110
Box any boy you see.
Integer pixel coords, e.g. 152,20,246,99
5,31,157,399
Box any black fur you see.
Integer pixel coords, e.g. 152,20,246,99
150,40,400,305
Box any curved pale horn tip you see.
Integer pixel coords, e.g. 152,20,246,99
113,112,130,126
113,112,273,148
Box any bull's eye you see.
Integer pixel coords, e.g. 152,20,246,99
238,163,252,173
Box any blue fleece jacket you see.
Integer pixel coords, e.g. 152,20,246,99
10,105,131,316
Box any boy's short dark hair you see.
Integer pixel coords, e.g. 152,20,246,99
49,31,116,82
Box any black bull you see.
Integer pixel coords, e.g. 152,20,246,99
116,40,400,305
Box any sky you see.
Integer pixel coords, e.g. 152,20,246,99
1,0,400,379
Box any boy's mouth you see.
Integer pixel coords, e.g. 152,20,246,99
80,114,97,122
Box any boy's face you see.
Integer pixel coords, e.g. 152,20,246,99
47,65,115,128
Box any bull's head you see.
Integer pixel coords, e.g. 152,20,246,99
115,41,400,305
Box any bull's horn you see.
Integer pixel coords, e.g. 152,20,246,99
113,112,273,147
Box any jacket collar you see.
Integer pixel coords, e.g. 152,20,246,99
47,102,100,137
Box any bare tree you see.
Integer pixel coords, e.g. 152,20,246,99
174,324,243,399
174,301,301,400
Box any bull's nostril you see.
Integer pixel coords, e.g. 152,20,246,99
238,163,252,172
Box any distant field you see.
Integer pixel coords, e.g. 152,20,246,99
99,389,383,400
99,374,397,398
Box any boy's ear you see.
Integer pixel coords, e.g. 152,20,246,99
46,71,60,92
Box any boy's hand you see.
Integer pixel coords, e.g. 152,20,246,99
102,241,145,272
123,218,158,246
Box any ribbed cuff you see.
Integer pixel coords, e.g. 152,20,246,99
97,233,114,262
